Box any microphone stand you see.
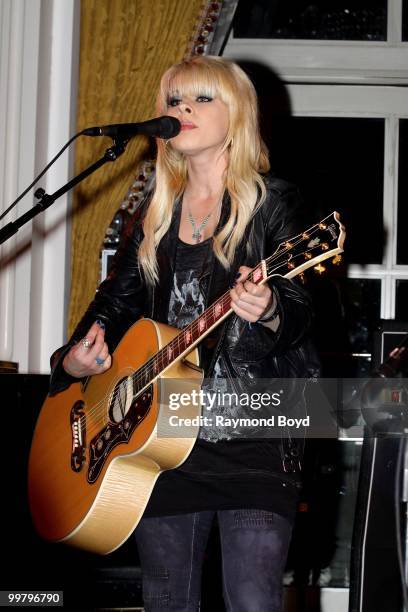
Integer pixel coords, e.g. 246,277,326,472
0,139,128,246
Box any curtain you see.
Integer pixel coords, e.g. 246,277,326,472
68,0,210,333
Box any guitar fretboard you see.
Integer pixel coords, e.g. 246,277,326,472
132,263,264,395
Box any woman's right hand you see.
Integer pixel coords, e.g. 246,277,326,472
63,320,112,378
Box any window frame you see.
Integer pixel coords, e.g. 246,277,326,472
228,0,408,84
225,12,408,320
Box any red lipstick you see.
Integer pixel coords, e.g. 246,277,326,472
180,122,197,130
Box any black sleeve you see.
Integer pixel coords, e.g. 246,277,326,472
233,180,313,360
49,208,147,395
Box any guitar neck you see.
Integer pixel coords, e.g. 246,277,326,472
133,211,345,394
135,288,237,395
131,261,264,395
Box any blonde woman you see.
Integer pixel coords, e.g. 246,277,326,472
53,56,316,611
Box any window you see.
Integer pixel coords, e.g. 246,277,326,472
265,116,385,265
398,119,408,265
225,0,408,352
234,0,388,41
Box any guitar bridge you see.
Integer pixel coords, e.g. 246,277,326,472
70,400,86,472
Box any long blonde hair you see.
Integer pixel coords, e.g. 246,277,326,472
138,56,270,285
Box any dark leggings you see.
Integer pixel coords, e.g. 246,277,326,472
134,509,292,611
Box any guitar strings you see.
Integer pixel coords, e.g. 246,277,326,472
77,215,338,433
78,232,329,435
77,218,334,433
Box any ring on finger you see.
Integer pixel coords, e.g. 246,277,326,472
95,356,105,366
81,338,92,349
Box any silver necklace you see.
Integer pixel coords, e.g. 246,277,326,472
186,198,222,243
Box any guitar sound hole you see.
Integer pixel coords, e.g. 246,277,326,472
108,378,153,425
109,376,134,423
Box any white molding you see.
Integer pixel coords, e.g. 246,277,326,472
285,84,408,117
12,0,42,372
388,0,403,43
348,267,408,278
0,0,26,363
381,115,399,318
28,0,79,373
225,38,408,84
382,275,393,319
321,587,349,612
387,116,400,271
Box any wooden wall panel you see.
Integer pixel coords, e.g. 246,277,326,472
69,0,206,334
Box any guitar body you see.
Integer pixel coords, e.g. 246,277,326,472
28,318,203,554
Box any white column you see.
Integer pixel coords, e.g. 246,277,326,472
0,0,28,365
0,0,79,373
28,0,79,373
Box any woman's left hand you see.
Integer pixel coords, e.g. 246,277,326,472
229,265,273,323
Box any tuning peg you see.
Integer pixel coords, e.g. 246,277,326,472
319,222,327,230
304,252,312,260
313,264,326,274
332,255,342,265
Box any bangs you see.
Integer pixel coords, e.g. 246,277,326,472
160,62,223,105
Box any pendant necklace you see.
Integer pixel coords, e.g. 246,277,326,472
186,197,222,243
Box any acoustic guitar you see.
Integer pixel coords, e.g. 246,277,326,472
28,211,345,554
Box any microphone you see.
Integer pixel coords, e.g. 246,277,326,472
82,116,181,140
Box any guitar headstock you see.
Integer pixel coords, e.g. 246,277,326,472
264,211,345,281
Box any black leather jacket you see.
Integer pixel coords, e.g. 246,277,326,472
50,174,318,403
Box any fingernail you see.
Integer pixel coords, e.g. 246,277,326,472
96,319,105,330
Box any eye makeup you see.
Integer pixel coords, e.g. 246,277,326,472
166,93,214,106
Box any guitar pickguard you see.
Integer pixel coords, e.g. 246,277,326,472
87,384,153,484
